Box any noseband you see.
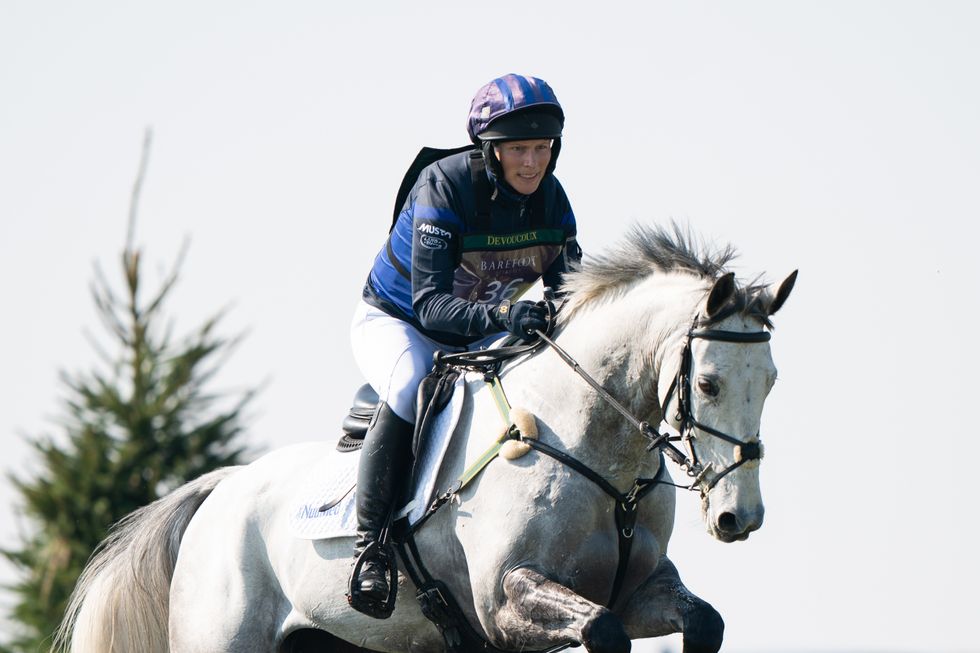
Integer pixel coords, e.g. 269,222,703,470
535,312,771,498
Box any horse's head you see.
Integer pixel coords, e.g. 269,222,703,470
556,224,796,543
659,270,797,542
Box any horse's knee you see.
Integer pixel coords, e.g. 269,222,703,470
582,610,631,653
682,601,724,653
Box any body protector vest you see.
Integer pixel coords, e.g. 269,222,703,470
363,148,579,347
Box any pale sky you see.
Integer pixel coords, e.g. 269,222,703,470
2,2,979,651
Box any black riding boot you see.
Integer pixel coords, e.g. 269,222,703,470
349,401,413,617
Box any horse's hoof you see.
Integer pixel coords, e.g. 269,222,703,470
682,601,724,653
581,611,630,653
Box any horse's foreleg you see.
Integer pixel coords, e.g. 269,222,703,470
491,567,630,653
618,556,723,653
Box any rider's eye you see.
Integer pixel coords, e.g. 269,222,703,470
697,378,719,397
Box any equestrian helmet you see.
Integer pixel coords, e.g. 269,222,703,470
466,74,565,144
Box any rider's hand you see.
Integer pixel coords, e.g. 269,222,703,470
496,300,549,341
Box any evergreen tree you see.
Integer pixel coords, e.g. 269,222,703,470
1,133,256,652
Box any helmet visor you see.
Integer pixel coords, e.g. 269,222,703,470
477,111,563,142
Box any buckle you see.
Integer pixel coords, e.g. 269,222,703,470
416,581,463,648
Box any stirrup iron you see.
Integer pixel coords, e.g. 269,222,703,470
347,540,398,619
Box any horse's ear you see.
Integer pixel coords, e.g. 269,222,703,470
705,272,736,318
768,270,798,316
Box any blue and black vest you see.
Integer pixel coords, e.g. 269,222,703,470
363,149,579,346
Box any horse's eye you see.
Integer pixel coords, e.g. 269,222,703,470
697,378,719,397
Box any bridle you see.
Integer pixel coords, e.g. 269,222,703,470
653,317,771,495
533,308,772,498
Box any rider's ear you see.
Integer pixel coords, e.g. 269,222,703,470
705,272,736,318
768,270,798,316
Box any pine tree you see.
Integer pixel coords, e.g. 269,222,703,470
1,132,257,652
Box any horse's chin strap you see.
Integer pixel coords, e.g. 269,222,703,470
533,315,771,498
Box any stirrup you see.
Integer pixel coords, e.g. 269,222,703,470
347,541,398,619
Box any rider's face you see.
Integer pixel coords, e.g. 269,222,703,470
494,139,553,195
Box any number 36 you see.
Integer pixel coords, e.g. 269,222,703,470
479,278,525,303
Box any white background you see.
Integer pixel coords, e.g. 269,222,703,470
2,2,978,651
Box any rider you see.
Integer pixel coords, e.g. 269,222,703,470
349,73,582,615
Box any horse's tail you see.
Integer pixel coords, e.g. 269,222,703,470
53,466,241,653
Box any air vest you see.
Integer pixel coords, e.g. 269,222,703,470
363,149,578,346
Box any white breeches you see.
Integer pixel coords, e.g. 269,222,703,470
350,299,502,423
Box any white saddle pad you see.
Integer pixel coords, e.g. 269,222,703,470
288,374,466,540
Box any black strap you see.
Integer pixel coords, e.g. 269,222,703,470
433,338,546,376
690,328,772,343
520,437,666,607
397,535,574,653
385,238,412,280
469,150,492,231
392,145,477,229
611,483,655,607
522,438,622,499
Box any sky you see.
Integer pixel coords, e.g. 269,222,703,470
1,1,979,651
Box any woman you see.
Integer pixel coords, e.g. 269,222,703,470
349,73,581,616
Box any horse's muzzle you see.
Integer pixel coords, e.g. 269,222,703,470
713,507,764,542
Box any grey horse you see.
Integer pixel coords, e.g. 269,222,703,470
56,225,796,653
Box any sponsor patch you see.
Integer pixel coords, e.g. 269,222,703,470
420,235,448,250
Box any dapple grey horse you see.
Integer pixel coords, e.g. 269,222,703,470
56,225,795,653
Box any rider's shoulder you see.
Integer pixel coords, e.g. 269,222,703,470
422,150,475,181
412,150,478,202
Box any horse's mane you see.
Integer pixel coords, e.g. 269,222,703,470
560,222,771,325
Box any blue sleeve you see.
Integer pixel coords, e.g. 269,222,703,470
410,176,504,337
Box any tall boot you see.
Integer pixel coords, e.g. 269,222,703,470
349,401,413,616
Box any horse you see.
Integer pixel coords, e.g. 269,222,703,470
55,224,796,653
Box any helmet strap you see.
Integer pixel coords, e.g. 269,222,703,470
481,140,504,179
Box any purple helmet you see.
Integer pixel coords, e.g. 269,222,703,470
466,74,565,144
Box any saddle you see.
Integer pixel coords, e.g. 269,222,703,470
336,384,378,452
338,368,461,620
336,368,462,458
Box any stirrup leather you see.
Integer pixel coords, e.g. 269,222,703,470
347,541,398,619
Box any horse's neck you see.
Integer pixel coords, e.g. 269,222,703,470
504,274,704,482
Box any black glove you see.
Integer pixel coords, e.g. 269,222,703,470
495,300,549,341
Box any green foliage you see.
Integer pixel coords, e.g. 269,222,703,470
1,139,256,652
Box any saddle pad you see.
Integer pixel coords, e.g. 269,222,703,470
288,374,466,540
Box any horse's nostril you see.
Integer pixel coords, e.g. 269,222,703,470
717,512,739,533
